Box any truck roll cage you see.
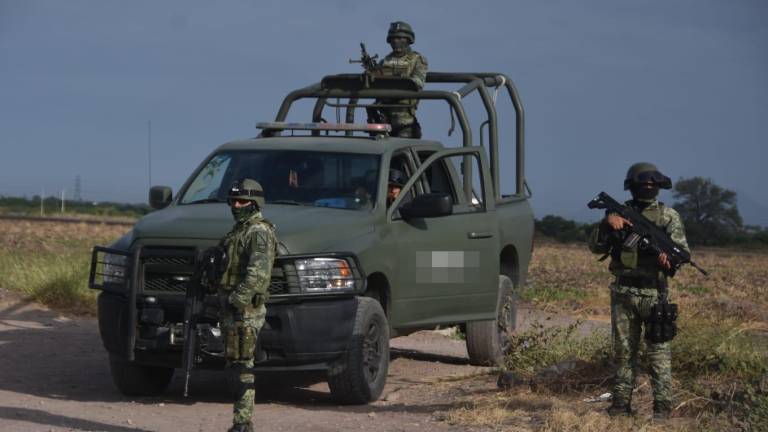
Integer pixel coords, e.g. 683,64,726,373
269,72,527,200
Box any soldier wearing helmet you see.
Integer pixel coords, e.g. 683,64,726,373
369,21,429,138
219,178,277,432
386,168,408,207
589,163,689,419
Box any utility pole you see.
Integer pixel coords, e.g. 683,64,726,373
40,188,44,216
74,175,82,201
61,189,66,213
148,120,153,189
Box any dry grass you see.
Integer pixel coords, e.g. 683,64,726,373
0,219,129,314
448,242,768,431
526,243,768,324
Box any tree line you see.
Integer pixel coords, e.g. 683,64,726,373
0,195,151,219
536,177,768,248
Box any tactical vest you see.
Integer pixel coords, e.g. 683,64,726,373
219,215,277,291
610,201,667,278
378,51,424,118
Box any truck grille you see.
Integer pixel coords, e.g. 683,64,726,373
140,247,295,296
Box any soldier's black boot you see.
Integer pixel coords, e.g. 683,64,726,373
653,401,672,419
227,422,253,432
607,400,632,417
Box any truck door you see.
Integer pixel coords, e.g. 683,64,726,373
386,147,499,328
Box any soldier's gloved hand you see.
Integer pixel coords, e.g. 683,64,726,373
605,214,632,231
228,292,251,311
658,252,671,270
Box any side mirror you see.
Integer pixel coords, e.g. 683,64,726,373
149,186,173,209
399,193,453,219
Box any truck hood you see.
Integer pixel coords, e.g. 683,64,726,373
133,203,375,254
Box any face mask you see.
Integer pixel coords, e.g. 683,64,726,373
231,203,256,223
390,38,409,56
631,186,659,202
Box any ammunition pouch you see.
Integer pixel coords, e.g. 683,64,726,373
225,321,256,361
645,300,678,343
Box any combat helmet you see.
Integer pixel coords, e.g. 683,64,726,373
387,21,415,44
623,162,672,190
388,168,408,187
228,178,266,208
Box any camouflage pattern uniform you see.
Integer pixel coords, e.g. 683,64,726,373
219,188,277,431
377,49,428,138
589,199,689,414
371,21,428,138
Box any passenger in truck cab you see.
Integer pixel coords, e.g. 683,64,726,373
387,168,408,207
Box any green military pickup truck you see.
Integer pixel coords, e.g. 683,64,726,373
89,72,534,404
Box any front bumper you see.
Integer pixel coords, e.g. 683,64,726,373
90,245,365,370
97,291,358,370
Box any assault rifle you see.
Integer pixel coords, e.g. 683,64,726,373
587,192,708,277
349,42,379,87
181,246,228,397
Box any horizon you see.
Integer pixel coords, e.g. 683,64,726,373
2,1,766,225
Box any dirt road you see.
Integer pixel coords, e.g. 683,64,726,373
0,290,605,432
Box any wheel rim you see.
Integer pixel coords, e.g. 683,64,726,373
362,319,382,382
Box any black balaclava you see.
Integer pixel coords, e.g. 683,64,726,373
231,202,258,223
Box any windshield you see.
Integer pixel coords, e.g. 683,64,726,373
179,150,380,210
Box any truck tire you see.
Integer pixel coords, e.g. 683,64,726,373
108,355,174,396
327,297,389,404
465,275,517,366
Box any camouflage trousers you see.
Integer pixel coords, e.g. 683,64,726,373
611,286,672,408
220,304,266,426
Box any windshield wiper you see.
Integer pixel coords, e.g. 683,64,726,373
184,198,225,205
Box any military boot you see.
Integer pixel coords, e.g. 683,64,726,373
227,422,253,432
653,401,672,419
607,401,632,417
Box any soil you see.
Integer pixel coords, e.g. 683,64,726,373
0,289,607,432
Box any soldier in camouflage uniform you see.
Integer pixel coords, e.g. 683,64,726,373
589,162,689,419
369,21,428,138
219,179,277,432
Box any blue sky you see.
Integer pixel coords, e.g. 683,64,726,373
1,0,766,224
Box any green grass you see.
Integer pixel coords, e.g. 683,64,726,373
0,249,97,315
503,320,611,379
502,313,768,429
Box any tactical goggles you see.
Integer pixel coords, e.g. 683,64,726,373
624,171,672,189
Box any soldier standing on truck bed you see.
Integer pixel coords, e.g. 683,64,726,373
218,179,277,432
368,21,428,138
588,162,690,420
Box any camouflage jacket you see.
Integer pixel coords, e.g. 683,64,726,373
589,199,689,280
219,211,277,310
379,48,428,89
376,49,428,120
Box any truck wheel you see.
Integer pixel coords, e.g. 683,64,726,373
465,275,517,366
108,355,174,396
327,297,389,405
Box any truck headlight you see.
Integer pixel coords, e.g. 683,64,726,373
294,258,355,293
103,253,128,284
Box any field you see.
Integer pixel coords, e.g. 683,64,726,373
0,219,129,314
449,240,768,431
0,221,766,431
